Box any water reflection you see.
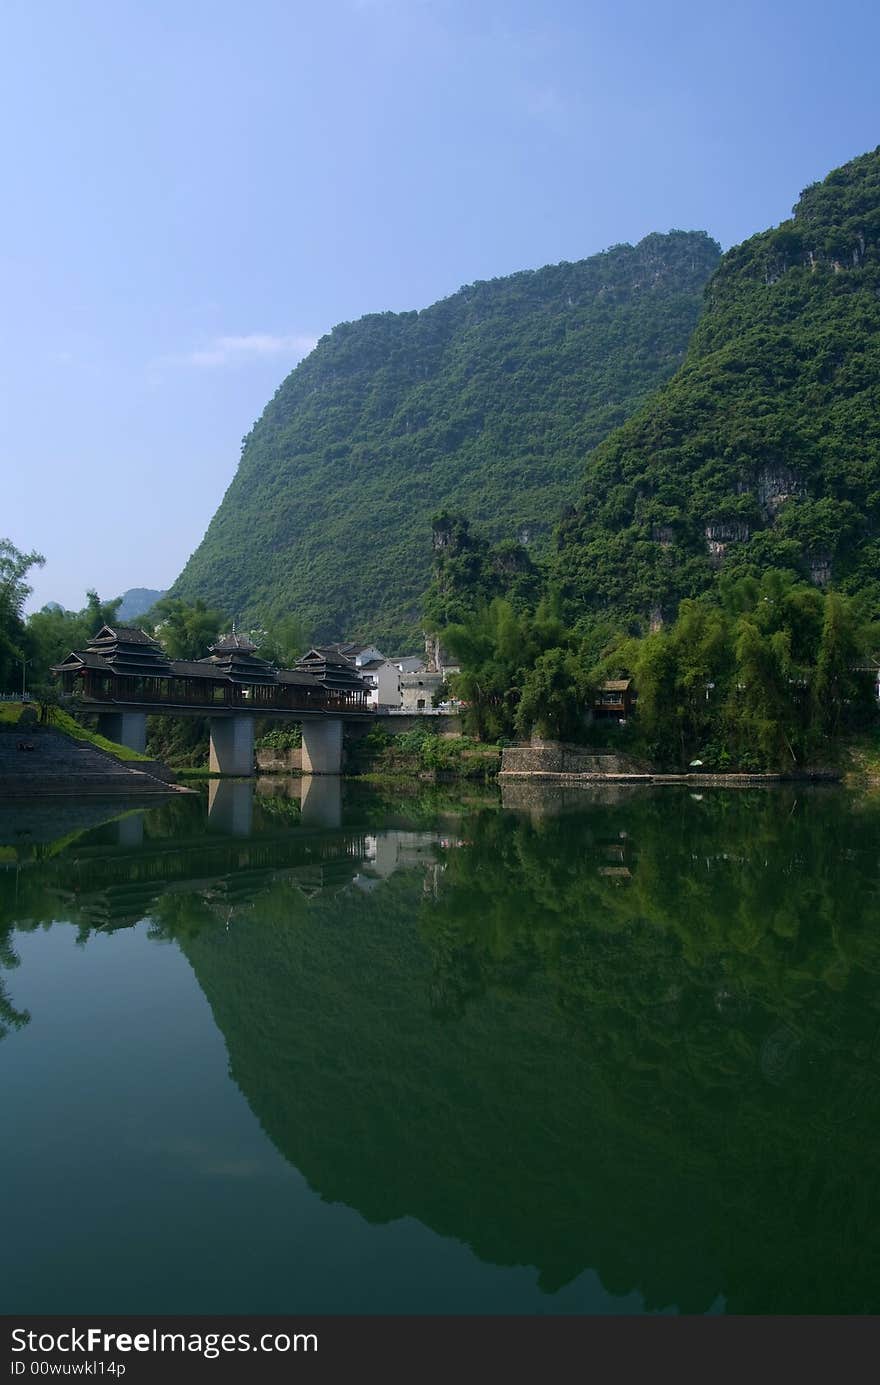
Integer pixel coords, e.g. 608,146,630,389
3,780,880,1312
207,777,255,837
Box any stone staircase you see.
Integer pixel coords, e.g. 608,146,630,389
0,727,179,798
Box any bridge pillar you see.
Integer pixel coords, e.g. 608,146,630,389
209,715,255,776
301,719,343,775
97,711,147,754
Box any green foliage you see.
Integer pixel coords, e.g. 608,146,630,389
348,724,497,778
253,615,310,668
45,706,152,762
172,232,720,647
255,726,302,751
430,500,877,764
556,147,880,626
423,511,543,632
439,592,582,741
146,596,227,660
0,538,44,688
145,715,209,767
26,589,122,685
590,571,877,769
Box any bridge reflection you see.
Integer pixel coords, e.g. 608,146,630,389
0,780,445,939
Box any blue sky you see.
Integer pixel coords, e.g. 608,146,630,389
3,0,878,612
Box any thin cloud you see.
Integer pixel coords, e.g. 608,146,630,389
188,333,318,368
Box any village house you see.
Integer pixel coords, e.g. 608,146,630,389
591,679,637,725
358,658,403,710
309,642,404,710
398,669,447,712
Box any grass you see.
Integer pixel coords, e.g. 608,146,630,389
841,728,880,785
4,702,155,762
46,707,153,762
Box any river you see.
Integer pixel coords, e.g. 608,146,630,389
2,776,879,1314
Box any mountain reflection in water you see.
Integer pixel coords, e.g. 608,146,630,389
3,778,880,1314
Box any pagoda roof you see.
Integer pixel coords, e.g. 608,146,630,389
51,650,113,674
81,623,173,677
305,646,357,668
209,631,259,655
296,648,367,694
90,624,158,647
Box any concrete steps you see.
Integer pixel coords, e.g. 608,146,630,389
0,728,178,798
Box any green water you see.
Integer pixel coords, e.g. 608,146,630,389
2,777,880,1314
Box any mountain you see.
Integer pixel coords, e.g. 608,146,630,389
556,148,880,627
116,588,166,622
172,231,720,647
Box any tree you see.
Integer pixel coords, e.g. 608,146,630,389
254,615,310,668
0,539,44,688
84,589,122,632
515,647,592,741
26,589,124,685
812,590,873,736
149,597,227,661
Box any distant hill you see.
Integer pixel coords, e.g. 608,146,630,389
555,147,880,626
116,588,166,622
172,231,720,647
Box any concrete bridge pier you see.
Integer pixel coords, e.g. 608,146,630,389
209,715,255,776
301,719,343,775
97,711,147,754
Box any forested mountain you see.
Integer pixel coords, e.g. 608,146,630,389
556,147,880,626
173,231,720,647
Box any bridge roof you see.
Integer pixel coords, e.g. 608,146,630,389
91,624,158,646
166,659,229,680
296,649,368,694
52,650,113,673
209,632,259,655
85,624,174,677
277,669,323,688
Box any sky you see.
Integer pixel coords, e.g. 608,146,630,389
2,0,879,613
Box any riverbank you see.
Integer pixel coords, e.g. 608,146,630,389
0,708,187,798
255,728,502,783
498,744,841,785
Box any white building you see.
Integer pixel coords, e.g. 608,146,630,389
399,669,448,712
359,657,402,710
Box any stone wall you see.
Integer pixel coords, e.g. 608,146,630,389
500,745,641,776
255,747,303,773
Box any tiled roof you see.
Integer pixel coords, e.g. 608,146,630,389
209,632,258,654
51,650,113,672
167,660,229,680
276,669,323,687
91,624,158,646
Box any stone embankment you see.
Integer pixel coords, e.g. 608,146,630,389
499,745,840,786
0,728,184,798
256,747,303,773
